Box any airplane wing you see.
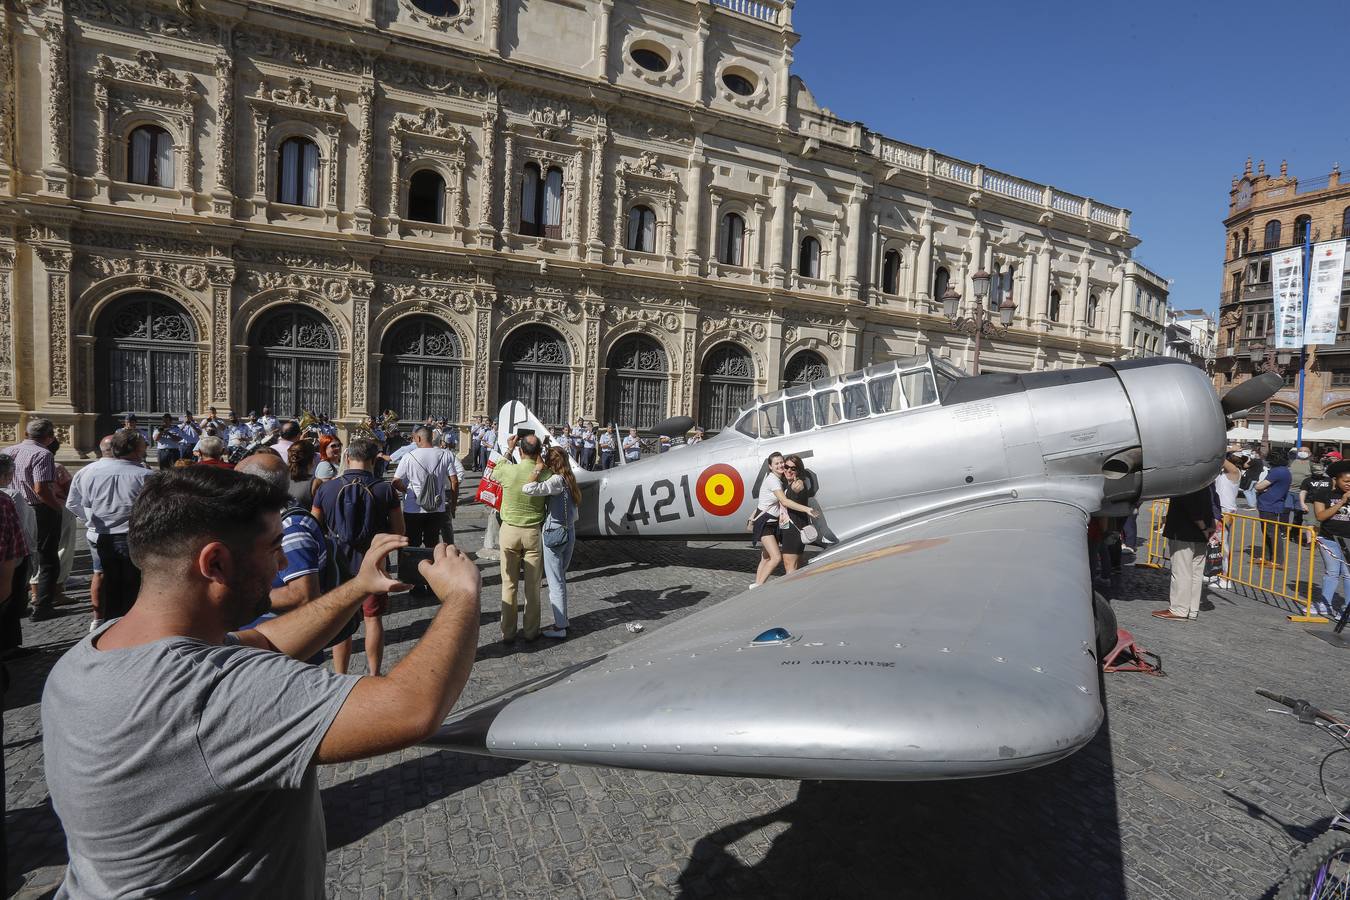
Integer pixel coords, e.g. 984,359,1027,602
428,499,1103,781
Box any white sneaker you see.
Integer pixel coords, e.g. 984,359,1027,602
89,619,104,633
541,627,567,639
748,583,759,590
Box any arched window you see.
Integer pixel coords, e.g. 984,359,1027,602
1049,290,1061,323
933,266,950,300
1087,293,1100,328
127,124,174,188
718,212,745,267
1239,228,1249,255
543,167,564,239
277,137,320,207
798,236,821,279
604,335,668,429
699,343,753,431
249,307,338,416
519,162,541,235
783,350,829,386
381,317,462,424
500,325,570,425
96,293,197,436
407,169,446,224
626,205,656,253
881,249,901,295
1265,219,1282,248
1295,215,1312,246
1343,207,1350,238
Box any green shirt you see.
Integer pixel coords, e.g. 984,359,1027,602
494,459,546,527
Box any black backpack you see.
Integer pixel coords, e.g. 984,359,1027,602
327,473,381,555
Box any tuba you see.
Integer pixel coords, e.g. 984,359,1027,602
297,410,318,434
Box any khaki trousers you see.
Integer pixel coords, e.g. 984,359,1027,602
499,522,542,640
1168,540,1207,619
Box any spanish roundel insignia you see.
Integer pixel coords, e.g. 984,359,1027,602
696,464,745,516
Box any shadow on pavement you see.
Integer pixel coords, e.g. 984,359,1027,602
4,799,64,897
676,709,1127,900
470,585,709,661
321,753,523,850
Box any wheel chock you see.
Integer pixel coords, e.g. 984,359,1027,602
1102,628,1164,675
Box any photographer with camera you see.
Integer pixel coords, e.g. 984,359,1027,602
41,465,482,898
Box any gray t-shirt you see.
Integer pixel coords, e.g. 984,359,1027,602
41,621,361,898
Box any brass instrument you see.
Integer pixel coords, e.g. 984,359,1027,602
297,410,318,434
348,409,401,440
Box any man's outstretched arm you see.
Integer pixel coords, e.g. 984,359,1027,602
236,533,410,660
316,543,481,762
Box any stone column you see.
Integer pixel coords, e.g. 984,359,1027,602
500,133,516,245
765,313,784,392
41,19,71,196
587,121,608,263
354,83,375,234
1073,257,1091,337
207,261,236,408
1032,245,1051,329
30,238,75,416
915,213,933,302
1115,269,1135,344
350,278,373,419
0,7,15,197
211,36,235,216
843,185,864,301
683,142,705,275
471,290,495,416
582,301,601,420
1105,269,1124,344
477,107,500,247
769,169,789,288
0,240,18,423
692,7,710,106
597,0,614,82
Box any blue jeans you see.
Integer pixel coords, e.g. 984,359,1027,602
542,528,575,630
1316,537,1350,613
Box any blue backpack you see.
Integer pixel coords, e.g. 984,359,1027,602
328,473,381,556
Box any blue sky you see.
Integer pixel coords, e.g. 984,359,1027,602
789,0,1350,315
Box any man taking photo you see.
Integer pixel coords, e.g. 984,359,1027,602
41,466,481,897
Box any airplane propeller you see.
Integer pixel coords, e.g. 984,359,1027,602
1219,371,1284,418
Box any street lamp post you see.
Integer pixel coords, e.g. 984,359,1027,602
940,269,1016,375
1248,343,1292,455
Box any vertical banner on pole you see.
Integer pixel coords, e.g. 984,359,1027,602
1304,239,1347,346
1272,248,1304,350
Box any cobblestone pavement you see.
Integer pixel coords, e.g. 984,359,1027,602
5,499,1349,899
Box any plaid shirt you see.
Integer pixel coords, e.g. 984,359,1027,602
0,492,27,563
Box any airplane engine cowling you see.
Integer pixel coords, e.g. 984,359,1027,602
1103,359,1227,501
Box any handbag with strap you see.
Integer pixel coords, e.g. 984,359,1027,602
475,477,503,510
543,487,572,549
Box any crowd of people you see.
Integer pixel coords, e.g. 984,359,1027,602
465,418,705,472
1154,443,1350,624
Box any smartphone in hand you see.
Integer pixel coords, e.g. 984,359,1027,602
398,547,435,590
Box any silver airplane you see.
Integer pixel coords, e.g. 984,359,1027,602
427,356,1280,781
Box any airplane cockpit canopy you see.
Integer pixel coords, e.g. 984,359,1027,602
731,352,958,440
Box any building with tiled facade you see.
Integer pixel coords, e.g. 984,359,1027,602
0,0,1165,455
1216,158,1350,431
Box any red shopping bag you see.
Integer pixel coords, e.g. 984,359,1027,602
476,477,502,509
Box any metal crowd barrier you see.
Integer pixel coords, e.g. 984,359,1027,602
1134,500,1330,624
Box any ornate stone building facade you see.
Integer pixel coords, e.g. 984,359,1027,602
0,0,1162,454
1216,158,1350,432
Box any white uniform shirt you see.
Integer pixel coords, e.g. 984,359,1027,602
395,446,449,514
